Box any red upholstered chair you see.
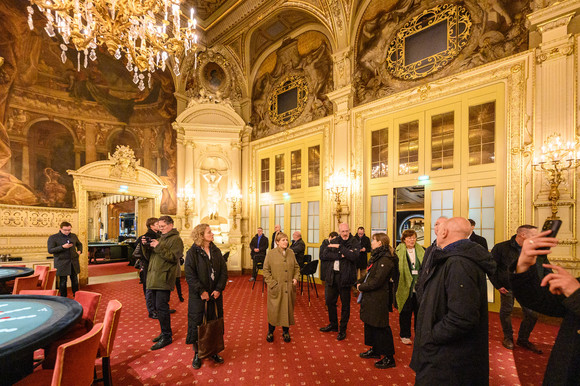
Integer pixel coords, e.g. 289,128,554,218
12,274,40,294
44,269,57,290
34,265,50,288
94,300,122,386
16,323,103,386
18,289,59,296
75,290,102,329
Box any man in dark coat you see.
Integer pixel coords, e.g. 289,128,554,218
416,216,446,303
319,222,360,340
491,224,547,353
355,226,371,280
468,219,489,250
511,230,580,386
271,224,281,249
249,227,269,282
319,231,339,283
290,231,306,266
410,217,496,386
47,221,83,297
147,216,184,351
133,217,159,318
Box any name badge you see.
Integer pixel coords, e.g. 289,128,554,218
333,260,340,271
412,269,419,275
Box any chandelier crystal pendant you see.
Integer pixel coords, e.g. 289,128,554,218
27,0,198,91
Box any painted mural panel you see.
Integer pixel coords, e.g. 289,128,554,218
0,0,177,212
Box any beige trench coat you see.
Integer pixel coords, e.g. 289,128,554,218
263,247,300,327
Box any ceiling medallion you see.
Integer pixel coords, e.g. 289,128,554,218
27,0,199,91
268,75,309,126
386,4,472,80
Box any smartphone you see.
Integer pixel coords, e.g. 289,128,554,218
539,219,562,249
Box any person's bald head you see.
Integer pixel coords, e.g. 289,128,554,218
338,223,350,240
293,231,301,240
434,216,448,236
437,217,471,248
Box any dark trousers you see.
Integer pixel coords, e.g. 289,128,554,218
325,272,351,331
58,265,78,297
268,323,289,334
152,290,172,338
500,291,538,342
252,256,264,278
140,269,155,316
364,323,395,356
175,277,183,298
399,292,418,338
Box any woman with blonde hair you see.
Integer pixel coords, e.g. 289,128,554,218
357,232,398,369
185,223,228,369
263,231,300,343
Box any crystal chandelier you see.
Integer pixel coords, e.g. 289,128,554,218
27,0,198,91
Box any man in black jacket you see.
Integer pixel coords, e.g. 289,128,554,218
468,219,489,250
354,227,371,280
511,231,579,386
133,217,159,318
249,227,268,282
319,223,360,340
319,231,339,283
410,217,496,386
491,225,545,353
47,221,83,297
271,224,281,249
416,216,446,303
290,231,306,266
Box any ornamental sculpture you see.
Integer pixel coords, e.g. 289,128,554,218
109,145,139,180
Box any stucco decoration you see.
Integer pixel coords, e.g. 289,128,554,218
250,33,333,140
109,145,139,180
354,0,530,106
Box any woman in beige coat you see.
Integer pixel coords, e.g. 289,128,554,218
263,232,300,343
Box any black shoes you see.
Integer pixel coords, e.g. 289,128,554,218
266,333,274,342
179,295,185,302
151,336,172,350
375,356,396,369
169,309,176,314
152,334,163,343
337,331,347,341
319,324,338,333
192,353,202,369
210,354,224,364
359,349,381,359
283,332,291,343
517,340,543,354
502,337,514,350
149,312,158,319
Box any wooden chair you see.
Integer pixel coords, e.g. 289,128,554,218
16,323,103,386
94,300,122,386
44,269,57,290
18,289,58,296
34,265,50,288
12,274,40,294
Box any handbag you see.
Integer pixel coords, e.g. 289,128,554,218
197,300,225,359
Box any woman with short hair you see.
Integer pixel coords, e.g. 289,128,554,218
357,232,398,369
185,223,228,369
263,232,300,343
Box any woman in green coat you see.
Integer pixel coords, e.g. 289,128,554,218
263,232,300,343
395,229,424,345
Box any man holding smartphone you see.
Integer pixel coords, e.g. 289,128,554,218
47,221,83,297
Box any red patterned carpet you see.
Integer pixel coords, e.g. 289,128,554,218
88,262,137,277
82,275,559,386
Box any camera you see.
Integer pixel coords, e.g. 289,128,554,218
142,236,153,246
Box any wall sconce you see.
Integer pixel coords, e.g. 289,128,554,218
533,133,580,219
177,187,195,229
226,185,243,229
326,169,349,224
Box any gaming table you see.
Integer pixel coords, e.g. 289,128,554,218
0,295,83,385
0,266,34,294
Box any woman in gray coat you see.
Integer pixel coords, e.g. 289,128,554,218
263,232,300,343
356,232,397,369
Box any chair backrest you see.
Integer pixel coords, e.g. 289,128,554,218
303,254,312,263
301,259,319,275
12,274,40,294
44,269,57,290
74,291,102,327
99,300,122,358
18,289,59,296
34,265,50,288
51,323,103,386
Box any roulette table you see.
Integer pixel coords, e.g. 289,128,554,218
0,295,83,385
0,266,34,294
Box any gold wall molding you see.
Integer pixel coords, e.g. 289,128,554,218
0,204,76,228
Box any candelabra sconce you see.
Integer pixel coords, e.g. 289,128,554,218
326,170,349,224
177,187,195,229
532,133,580,219
226,186,243,229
